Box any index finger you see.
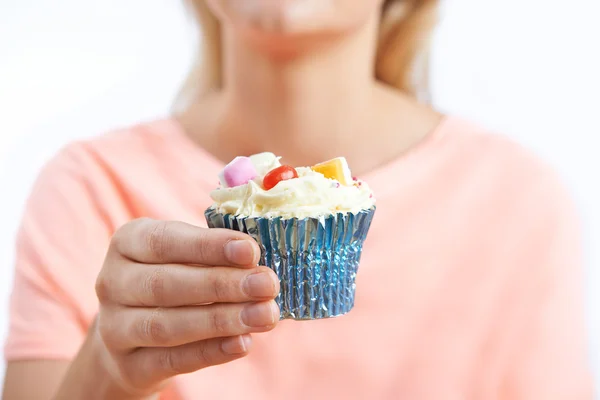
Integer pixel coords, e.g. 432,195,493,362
111,218,260,267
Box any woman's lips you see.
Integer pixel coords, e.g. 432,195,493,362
233,0,336,34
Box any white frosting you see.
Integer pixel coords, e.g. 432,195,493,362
209,155,375,219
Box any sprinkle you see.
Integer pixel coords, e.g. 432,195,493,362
369,194,373,198
335,182,340,188
352,177,358,181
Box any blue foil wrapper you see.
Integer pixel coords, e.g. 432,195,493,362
204,207,376,320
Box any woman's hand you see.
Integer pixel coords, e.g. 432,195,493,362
93,218,280,397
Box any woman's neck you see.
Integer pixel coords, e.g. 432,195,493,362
179,13,442,174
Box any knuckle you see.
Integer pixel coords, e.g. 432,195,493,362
139,309,169,346
211,272,234,302
96,312,110,341
147,221,170,262
109,229,125,252
158,348,183,376
111,219,143,252
97,312,119,348
210,308,232,336
194,232,213,261
95,274,111,304
193,341,213,366
142,266,167,305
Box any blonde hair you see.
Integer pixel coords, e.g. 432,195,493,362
178,0,439,107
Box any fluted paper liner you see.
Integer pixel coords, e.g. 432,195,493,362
205,207,375,320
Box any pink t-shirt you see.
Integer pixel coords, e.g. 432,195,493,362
4,117,594,399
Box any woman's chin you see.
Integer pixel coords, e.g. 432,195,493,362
232,6,365,58
212,0,378,58
237,25,345,60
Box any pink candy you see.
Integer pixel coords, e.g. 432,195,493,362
219,156,258,188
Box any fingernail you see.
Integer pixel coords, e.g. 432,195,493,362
224,240,256,265
242,333,252,348
243,272,277,298
221,334,252,355
241,301,279,328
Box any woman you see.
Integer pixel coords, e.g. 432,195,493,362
2,0,594,399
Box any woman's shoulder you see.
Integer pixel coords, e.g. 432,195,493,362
436,117,552,175
378,115,572,210
55,118,191,165
396,116,581,233
435,116,572,200
46,117,219,183
29,118,220,224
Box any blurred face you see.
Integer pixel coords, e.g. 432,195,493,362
206,0,383,39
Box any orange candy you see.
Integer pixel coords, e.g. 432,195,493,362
311,157,353,186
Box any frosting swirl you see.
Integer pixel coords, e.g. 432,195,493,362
209,154,375,219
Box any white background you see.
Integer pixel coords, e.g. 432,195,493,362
1,0,599,396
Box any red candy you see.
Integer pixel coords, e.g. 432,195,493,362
263,165,298,190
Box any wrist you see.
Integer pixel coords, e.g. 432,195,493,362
54,319,161,400
91,325,162,400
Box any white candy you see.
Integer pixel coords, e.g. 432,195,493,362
249,152,282,176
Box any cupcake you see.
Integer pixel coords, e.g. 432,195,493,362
205,152,375,320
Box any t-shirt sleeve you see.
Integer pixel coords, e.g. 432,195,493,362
501,175,595,399
4,145,112,361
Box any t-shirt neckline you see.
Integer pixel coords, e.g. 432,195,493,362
165,115,453,198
